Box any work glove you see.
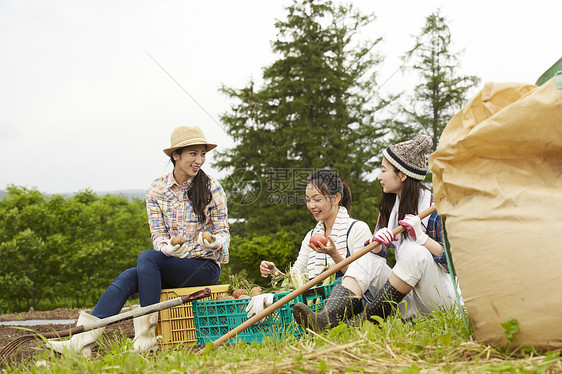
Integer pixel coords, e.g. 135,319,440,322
245,293,275,322
365,227,397,246
161,242,190,258
197,232,220,250
399,214,429,245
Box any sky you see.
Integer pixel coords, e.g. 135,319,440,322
1,1,560,194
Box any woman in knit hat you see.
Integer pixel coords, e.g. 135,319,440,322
292,135,456,332
47,125,230,355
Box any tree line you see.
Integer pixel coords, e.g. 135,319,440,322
0,0,480,312
0,186,300,312
0,186,151,312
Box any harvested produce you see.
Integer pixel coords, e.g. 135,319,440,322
309,233,327,247
171,235,186,246
201,231,214,243
216,293,234,300
232,289,249,299
250,286,263,296
268,264,308,293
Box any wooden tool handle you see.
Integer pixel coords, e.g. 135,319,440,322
212,205,437,347
43,287,212,338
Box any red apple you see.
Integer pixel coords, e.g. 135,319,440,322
309,233,328,247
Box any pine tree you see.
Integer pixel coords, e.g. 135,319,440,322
393,10,480,151
215,0,388,239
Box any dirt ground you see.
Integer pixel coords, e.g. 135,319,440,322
0,307,135,367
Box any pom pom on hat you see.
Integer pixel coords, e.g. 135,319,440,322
382,135,432,180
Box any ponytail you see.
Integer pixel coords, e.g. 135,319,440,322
340,182,352,213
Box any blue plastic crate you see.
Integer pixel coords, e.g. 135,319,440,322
193,279,340,345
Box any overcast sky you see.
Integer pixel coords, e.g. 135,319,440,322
1,1,559,194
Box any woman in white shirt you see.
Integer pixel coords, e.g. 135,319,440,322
260,169,372,281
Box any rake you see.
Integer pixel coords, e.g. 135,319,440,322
0,287,211,361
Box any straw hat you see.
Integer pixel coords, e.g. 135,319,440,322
163,126,217,157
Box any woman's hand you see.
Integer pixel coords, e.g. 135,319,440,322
366,227,397,246
197,232,220,250
309,235,337,257
398,214,428,245
161,243,190,258
260,260,282,278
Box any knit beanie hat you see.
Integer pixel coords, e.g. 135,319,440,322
382,135,432,180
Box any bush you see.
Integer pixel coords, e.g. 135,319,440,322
0,186,152,313
226,231,299,287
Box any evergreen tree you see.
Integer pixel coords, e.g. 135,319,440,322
216,0,389,241
393,10,480,151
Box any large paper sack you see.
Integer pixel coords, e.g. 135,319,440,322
429,78,562,349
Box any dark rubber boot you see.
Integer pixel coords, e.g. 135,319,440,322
292,284,361,333
364,280,406,321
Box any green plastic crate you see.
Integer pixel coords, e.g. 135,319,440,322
193,279,340,345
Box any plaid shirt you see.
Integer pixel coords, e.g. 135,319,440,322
374,195,448,272
145,172,230,264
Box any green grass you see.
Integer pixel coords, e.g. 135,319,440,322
3,310,561,373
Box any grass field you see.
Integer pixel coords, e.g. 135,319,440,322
3,309,561,373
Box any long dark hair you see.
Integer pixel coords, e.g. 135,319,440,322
378,164,428,231
171,147,212,223
307,169,352,214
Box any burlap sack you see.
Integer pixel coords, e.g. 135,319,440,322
429,77,562,349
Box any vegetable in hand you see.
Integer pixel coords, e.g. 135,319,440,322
170,235,186,246
201,231,215,243
309,233,327,247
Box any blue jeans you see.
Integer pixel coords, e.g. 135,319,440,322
91,250,220,319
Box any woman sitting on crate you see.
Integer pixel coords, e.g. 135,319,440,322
291,135,457,332
47,125,230,356
259,168,372,284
